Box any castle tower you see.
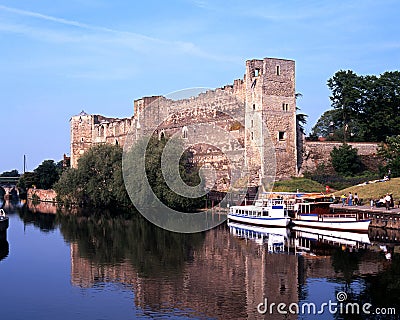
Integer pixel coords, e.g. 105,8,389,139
70,111,95,168
245,58,297,185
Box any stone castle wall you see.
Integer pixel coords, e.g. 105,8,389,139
70,57,299,189
27,188,57,202
301,141,381,174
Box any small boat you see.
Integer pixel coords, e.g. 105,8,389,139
292,201,370,232
0,209,9,241
228,197,290,227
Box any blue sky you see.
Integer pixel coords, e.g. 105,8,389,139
0,0,399,173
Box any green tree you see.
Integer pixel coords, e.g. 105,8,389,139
378,135,400,178
295,93,308,135
330,143,363,176
315,70,400,142
34,160,60,189
0,169,20,177
54,144,129,208
310,109,343,140
124,135,206,212
17,172,38,189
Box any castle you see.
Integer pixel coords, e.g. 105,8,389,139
70,57,298,189
70,56,379,190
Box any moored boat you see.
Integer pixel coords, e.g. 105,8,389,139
228,197,290,227
0,209,9,241
292,201,370,232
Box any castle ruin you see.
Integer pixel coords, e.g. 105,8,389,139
70,57,299,190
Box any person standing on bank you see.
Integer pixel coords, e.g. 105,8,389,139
348,192,353,206
385,193,391,210
341,194,347,206
354,193,359,206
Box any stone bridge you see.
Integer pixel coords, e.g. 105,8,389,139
0,177,20,198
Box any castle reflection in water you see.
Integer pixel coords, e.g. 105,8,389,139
67,217,393,319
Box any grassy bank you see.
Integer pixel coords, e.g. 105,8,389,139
333,178,400,202
273,178,326,193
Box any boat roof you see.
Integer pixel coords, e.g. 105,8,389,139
260,192,326,199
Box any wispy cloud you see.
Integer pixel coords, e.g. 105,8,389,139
0,4,166,43
0,4,236,62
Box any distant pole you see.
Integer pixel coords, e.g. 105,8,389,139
23,155,26,174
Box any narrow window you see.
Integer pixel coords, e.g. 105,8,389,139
251,120,254,128
278,131,286,141
251,132,254,140
276,65,280,75
254,68,260,77
253,104,256,111
282,103,288,111
182,126,188,139
81,137,84,143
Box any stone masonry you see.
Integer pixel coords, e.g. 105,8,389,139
70,57,383,190
70,57,299,190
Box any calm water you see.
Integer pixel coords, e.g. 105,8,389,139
1,200,400,320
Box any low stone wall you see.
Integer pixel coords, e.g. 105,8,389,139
301,141,381,174
27,188,57,202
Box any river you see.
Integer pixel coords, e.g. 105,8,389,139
0,200,400,319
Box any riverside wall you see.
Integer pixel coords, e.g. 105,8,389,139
301,141,381,174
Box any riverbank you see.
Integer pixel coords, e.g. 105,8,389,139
333,177,400,201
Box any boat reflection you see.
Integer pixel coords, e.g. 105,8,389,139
293,226,370,256
0,240,9,261
228,222,371,255
228,221,290,253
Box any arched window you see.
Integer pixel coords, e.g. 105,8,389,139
159,130,166,140
182,126,188,139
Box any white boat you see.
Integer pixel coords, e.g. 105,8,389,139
292,202,370,232
228,198,290,227
0,209,9,241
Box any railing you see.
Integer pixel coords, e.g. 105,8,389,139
0,176,19,185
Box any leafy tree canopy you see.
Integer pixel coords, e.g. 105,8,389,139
312,70,400,142
124,135,205,212
55,136,205,211
55,144,129,208
330,143,363,176
17,172,37,190
0,169,20,177
34,160,60,189
378,135,400,178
